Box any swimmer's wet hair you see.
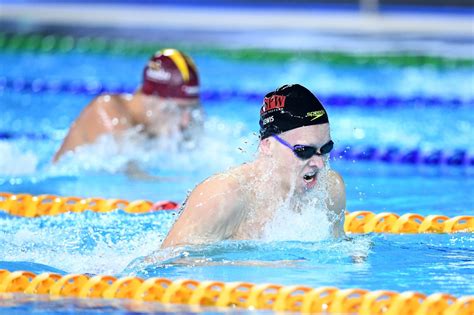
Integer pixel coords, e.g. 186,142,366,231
259,84,329,139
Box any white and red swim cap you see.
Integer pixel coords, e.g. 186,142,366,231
142,49,199,99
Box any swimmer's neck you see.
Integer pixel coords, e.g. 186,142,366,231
123,91,149,126
244,157,295,199
122,91,163,136
234,159,299,235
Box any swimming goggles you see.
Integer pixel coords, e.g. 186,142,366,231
272,134,334,160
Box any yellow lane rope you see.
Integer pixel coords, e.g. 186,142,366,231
0,270,472,314
0,192,177,216
0,192,473,233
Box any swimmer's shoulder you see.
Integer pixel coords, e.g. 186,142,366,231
81,93,135,126
326,169,346,212
179,171,244,230
162,170,245,247
211,163,255,193
328,169,344,188
327,169,345,198
88,93,131,115
326,169,346,237
199,169,243,195
164,166,252,246
192,166,250,209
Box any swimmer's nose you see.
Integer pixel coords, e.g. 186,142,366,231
308,154,325,169
180,111,191,130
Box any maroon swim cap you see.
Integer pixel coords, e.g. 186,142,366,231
142,49,199,99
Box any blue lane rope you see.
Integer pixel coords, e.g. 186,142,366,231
0,130,472,167
0,131,50,141
1,77,472,107
333,146,473,167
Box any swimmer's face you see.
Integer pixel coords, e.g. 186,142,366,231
269,124,331,194
142,95,203,139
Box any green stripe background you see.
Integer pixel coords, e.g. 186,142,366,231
0,33,472,68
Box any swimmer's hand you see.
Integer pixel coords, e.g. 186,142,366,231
164,258,305,268
345,235,372,263
125,161,175,182
145,246,306,268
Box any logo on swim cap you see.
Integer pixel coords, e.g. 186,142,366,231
183,85,200,95
261,95,286,114
306,110,326,121
259,84,329,139
142,48,199,99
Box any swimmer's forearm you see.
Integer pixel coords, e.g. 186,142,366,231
161,234,220,248
333,220,346,238
124,161,169,181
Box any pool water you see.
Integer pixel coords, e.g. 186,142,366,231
0,29,473,312
1,210,473,296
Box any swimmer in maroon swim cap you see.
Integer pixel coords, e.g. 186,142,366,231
53,49,202,162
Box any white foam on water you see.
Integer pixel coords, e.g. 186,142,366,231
0,141,39,176
49,116,256,176
0,212,176,276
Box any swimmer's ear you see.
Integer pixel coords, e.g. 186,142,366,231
259,137,272,156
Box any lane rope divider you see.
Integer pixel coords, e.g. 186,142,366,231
1,76,472,108
333,145,474,167
0,193,472,234
0,127,472,168
0,270,472,314
0,192,177,216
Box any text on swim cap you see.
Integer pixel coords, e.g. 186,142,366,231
261,95,286,114
262,115,274,125
182,85,200,96
146,61,171,82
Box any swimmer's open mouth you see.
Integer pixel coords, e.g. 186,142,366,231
303,170,318,183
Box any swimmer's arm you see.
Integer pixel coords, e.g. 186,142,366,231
124,161,166,181
327,170,346,238
124,161,180,182
53,95,129,162
161,177,241,248
53,118,87,162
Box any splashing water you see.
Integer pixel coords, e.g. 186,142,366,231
261,165,334,242
0,114,255,179
49,116,256,176
0,210,176,275
0,141,39,176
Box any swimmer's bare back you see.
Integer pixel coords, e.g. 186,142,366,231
53,94,134,162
